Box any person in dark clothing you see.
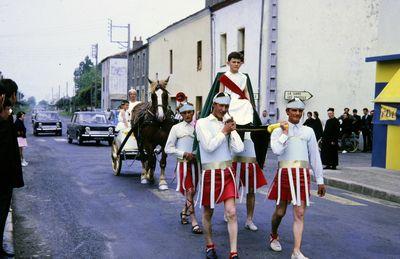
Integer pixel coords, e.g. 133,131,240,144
352,109,361,137
313,111,323,141
0,79,24,258
361,108,372,152
303,111,315,127
340,113,353,139
15,111,28,167
321,108,340,170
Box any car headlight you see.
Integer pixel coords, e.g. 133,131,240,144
85,127,90,134
38,122,42,127
108,127,113,134
56,122,61,127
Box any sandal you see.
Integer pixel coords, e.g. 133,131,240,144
191,224,203,234
180,211,189,225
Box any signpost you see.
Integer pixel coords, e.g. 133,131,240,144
284,91,313,101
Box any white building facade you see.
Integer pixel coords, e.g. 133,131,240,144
148,8,211,113
101,56,127,110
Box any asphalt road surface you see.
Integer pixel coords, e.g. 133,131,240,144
11,116,400,258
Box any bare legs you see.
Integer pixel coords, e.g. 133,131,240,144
203,198,238,253
246,188,255,224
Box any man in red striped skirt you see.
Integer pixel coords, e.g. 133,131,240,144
196,92,244,259
267,98,326,259
165,102,202,234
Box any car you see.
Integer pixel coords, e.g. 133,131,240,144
32,111,62,136
67,112,115,145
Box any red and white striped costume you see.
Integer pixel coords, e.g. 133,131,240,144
196,114,244,209
232,135,267,201
165,120,200,195
267,122,324,206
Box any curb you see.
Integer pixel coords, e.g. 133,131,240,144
323,176,400,204
3,209,15,254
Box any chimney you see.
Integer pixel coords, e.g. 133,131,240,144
132,36,143,50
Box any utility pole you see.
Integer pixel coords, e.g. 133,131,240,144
108,19,131,90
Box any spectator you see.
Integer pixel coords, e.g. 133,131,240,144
361,108,372,152
15,111,28,167
321,108,340,170
313,111,323,141
261,109,271,125
340,113,353,140
303,111,315,127
339,107,354,121
352,109,361,137
0,79,24,258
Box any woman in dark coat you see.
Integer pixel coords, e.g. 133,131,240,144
15,111,28,166
321,108,340,169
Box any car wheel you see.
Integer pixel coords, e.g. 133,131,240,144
33,129,38,136
57,131,62,136
111,140,122,176
108,139,113,146
67,133,73,144
96,140,101,145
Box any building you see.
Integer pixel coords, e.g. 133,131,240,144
260,0,400,122
128,38,149,102
147,8,211,113
100,52,127,110
210,0,264,107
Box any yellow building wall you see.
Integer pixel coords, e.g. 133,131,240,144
148,11,211,111
376,62,400,83
386,125,400,170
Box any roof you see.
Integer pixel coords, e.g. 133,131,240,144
129,43,148,56
374,67,400,103
366,54,400,63
147,8,210,42
100,51,127,64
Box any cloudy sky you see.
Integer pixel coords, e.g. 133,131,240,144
0,0,204,101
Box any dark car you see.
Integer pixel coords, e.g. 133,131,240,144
32,111,62,136
67,112,115,145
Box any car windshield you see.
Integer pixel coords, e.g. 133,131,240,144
37,113,59,120
77,113,107,124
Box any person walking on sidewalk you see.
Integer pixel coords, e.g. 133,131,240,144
165,101,203,235
196,92,244,259
15,111,28,167
267,98,326,259
0,79,24,258
321,108,340,169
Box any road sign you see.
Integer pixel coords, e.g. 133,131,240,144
284,91,313,101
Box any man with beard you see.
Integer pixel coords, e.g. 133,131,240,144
321,108,340,169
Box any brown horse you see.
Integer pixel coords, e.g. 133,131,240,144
130,77,175,190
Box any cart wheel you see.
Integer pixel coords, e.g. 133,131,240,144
111,140,122,176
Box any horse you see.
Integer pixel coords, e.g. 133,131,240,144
130,77,175,190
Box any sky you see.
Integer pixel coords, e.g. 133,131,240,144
0,0,204,102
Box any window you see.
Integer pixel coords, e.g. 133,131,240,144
220,33,227,66
132,58,135,78
238,28,245,61
137,55,141,78
197,41,202,71
169,49,173,74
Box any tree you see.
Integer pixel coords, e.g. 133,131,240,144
38,100,49,107
73,56,95,91
27,96,36,107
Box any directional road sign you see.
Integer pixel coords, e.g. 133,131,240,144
284,91,313,101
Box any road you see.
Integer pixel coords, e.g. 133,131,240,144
11,116,400,258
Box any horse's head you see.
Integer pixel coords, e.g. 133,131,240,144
149,76,170,122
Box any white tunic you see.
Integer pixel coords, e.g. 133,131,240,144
165,121,195,159
196,114,244,165
270,122,324,185
115,109,130,132
221,71,254,125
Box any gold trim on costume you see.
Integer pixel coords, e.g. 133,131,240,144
278,160,309,168
202,160,232,170
233,156,257,163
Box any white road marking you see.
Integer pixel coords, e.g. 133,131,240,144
54,138,67,142
342,192,400,208
311,190,366,206
35,139,46,142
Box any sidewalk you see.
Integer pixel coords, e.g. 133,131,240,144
323,166,400,203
